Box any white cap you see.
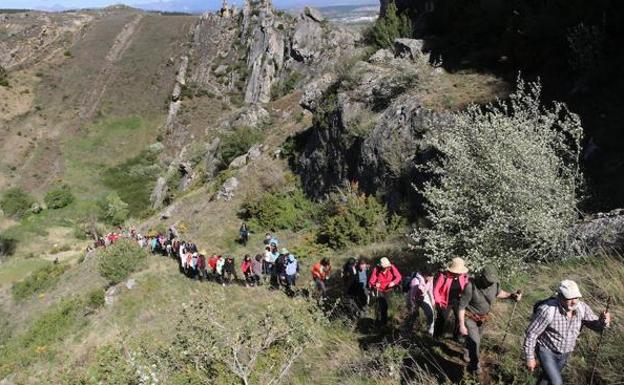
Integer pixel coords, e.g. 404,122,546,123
558,279,582,299
380,257,391,268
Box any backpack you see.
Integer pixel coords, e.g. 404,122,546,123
531,296,558,323
402,271,418,293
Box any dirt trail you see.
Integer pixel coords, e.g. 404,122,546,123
79,14,143,122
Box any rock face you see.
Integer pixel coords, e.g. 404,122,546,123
304,6,324,22
296,39,435,213
570,209,624,255
217,177,240,201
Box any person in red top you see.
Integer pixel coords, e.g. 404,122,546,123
241,255,253,287
311,257,332,298
368,257,402,327
208,255,218,280
432,257,469,340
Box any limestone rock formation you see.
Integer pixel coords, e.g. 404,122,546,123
570,209,624,255
303,6,324,22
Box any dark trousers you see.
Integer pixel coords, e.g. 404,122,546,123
536,346,570,385
375,292,391,326
465,318,484,371
434,301,460,339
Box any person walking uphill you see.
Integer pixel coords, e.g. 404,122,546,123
369,257,402,327
311,258,332,298
523,280,611,385
433,257,469,340
458,266,521,375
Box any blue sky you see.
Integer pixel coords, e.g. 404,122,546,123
1,0,377,11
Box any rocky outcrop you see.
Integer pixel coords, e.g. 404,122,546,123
570,209,624,255
296,39,435,213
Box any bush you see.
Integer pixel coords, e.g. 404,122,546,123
0,187,35,218
412,79,583,273
241,187,315,231
98,238,147,285
85,288,105,309
219,126,262,166
365,1,413,49
11,263,69,301
0,65,8,87
318,183,402,249
44,185,74,209
0,233,17,258
98,192,129,226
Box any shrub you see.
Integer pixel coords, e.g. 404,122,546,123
11,263,69,301
412,79,583,273
85,288,105,309
0,233,17,258
44,185,74,209
98,192,129,226
0,65,8,87
0,187,35,218
98,238,147,285
219,126,262,166
365,1,413,49
241,187,316,231
318,183,402,249
271,70,301,100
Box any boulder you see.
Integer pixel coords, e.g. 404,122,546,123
104,286,117,306
232,105,270,128
394,38,425,61
150,176,169,209
217,177,240,201
246,144,263,162
125,278,136,290
300,73,336,112
304,6,324,22
369,49,395,64
291,19,324,63
229,154,248,169
570,209,624,255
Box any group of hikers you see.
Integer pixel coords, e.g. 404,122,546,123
92,225,612,384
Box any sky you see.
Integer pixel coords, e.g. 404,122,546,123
0,0,377,12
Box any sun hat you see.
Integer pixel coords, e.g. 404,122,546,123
558,279,582,299
200,250,207,255
281,248,289,255
481,266,499,284
380,257,391,268
448,257,468,274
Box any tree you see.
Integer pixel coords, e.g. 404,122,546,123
44,185,75,209
0,187,35,218
366,1,413,49
412,79,583,273
99,192,129,226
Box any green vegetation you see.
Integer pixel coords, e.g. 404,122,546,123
0,296,93,378
365,2,413,49
102,147,159,218
44,184,75,209
0,65,8,87
63,344,142,385
11,262,69,301
318,184,404,249
219,126,262,166
0,187,35,219
98,192,129,226
271,70,301,100
413,80,583,272
241,187,316,231
98,238,147,285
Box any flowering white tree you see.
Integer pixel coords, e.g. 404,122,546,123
412,79,584,272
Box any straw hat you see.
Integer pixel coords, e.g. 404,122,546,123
448,257,468,274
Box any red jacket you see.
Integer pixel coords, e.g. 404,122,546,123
368,265,402,293
311,262,331,280
208,256,218,271
241,260,251,274
433,272,468,309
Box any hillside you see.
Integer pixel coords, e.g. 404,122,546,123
1,1,623,385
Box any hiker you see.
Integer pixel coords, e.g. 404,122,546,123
369,257,402,327
208,254,218,280
356,257,371,308
263,245,273,276
311,257,332,298
197,251,207,281
223,256,238,284
405,266,436,336
284,251,299,296
458,266,521,374
264,232,278,247
215,255,225,285
251,254,263,286
433,257,469,341
272,249,288,289
523,280,611,385
239,222,249,246
342,257,359,298
241,254,253,286
186,240,198,254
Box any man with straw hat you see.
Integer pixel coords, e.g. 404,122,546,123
433,257,470,340
523,279,611,385
458,266,521,375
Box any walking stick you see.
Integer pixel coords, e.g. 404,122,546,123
589,296,612,385
501,290,522,347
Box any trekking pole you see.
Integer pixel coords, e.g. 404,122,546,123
501,290,522,347
589,296,612,385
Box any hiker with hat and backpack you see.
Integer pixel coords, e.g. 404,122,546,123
368,257,402,327
523,279,611,385
433,257,470,340
458,266,521,375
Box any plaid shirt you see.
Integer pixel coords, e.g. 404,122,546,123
523,298,605,360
